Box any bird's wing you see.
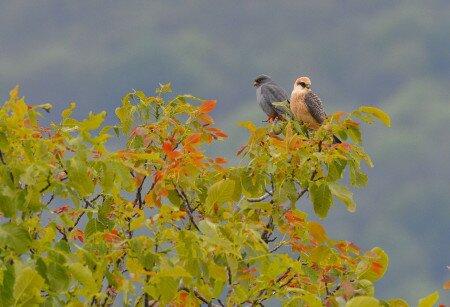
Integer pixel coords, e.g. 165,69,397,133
304,91,326,124
260,83,289,114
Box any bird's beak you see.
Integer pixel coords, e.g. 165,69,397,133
253,81,258,87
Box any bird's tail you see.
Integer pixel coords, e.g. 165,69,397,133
333,135,342,144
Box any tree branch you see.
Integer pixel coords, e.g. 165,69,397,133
245,191,272,202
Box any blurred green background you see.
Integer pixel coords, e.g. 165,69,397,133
1,1,449,303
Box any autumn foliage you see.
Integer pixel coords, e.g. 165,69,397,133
0,85,440,306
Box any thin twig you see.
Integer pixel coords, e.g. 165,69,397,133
175,187,201,232
269,241,288,253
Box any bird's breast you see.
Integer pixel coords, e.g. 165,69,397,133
290,91,317,124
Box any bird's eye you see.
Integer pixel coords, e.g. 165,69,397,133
299,82,306,87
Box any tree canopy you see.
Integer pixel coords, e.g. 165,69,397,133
0,85,440,306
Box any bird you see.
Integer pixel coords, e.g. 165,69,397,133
290,76,341,143
253,75,290,123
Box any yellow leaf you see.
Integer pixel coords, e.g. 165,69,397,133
359,106,391,127
418,291,439,307
238,121,256,132
307,221,328,244
346,296,379,307
386,298,409,307
62,102,77,119
9,85,19,102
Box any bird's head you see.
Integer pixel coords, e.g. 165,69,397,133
294,76,311,90
253,75,272,87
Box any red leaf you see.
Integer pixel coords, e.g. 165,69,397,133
199,100,216,113
236,145,247,156
53,205,69,214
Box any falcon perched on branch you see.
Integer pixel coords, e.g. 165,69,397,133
290,76,341,143
254,75,289,123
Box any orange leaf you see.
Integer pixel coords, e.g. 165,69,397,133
73,229,84,243
184,132,202,145
179,291,189,304
215,157,228,164
370,262,384,275
168,151,181,160
199,100,216,113
198,112,215,124
443,280,450,290
104,229,121,243
284,211,304,224
162,141,174,154
215,130,228,138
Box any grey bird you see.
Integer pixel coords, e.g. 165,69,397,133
253,75,289,123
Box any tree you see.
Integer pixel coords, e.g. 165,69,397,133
0,85,439,306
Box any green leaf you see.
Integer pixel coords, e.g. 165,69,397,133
82,111,106,131
205,179,235,210
328,182,356,212
327,158,347,181
84,218,106,237
240,170,266,197
0,264,14,307
0,132,9,151
309,182,332,218
418,291,439,307
359,106,391,127
156,82,172,94
0,223,31,253
115,94,135,135
349,161,368,188
13,267,45,306
346,296,380,307
67,263,96,290
347,125,362,144
47,262,69,292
